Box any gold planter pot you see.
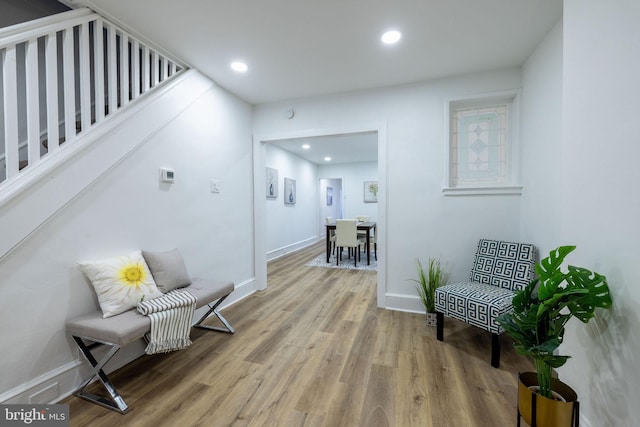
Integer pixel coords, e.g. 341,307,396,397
517,372,579,427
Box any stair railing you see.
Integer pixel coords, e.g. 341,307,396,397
0,8,186,185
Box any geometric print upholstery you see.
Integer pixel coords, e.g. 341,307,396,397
469,239,537,292
434,282,517,334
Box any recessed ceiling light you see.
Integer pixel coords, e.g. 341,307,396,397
324,157,331,162
381,30,402,45
302,144,311,150
230,61,248,73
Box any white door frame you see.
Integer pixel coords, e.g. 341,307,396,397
253,121,387,308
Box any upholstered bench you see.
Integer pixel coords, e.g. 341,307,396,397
67,249,235,413
67,278,234,413
434,239,536,368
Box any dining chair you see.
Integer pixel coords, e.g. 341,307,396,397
335,219,365,266
325,216,336,255
356,215,370,240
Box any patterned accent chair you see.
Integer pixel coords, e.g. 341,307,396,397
434,239,537,368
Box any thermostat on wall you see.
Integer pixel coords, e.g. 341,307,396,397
160,168,175,183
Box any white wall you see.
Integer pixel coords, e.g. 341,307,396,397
265,144,318,260
522,5,640,425
319,161,378,221
253,69,524,312
0,71,255,403
521,20,563,252
558,1,640,425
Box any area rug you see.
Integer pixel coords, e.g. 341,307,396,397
304,254,377,271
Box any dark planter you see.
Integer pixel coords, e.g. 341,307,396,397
517,372,579,427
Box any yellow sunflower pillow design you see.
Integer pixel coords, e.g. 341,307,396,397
79,250,163,318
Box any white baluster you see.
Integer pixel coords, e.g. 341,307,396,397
120,33,130,107
62,25,76,144
79,21,91,133
160,56,168,82
25,38,40,166
142,44,150,93
93,19,105,122
45,31,59,152
149,49,157,88
131,39,140,99
3,45,19,178
107,23,117,113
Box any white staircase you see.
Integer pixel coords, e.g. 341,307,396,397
0,8,186,196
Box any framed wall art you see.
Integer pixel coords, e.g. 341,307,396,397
364,181,378,203
266,167,278,199
326,187,333,206
284,177,296,205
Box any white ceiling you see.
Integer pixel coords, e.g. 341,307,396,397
64,0,561,164
70,0,562,105
270,132,378,165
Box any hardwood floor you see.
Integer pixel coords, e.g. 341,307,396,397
65,242,533,426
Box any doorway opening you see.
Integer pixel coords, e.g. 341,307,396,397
253,122,387,308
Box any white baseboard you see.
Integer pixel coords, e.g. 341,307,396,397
384,292,426,314
0,360,82,404
266,237,317,261
218,277,256,310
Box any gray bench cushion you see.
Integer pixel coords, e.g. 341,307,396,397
67,278,233,346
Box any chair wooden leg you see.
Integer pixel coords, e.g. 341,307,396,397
491,333,501,368
436,312,444,341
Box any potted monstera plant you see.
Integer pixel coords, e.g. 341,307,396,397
496,246,612,427
412,257,450,327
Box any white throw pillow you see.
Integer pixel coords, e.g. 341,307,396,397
78,250,163,318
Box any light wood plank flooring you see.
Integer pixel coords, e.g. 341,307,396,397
65,242,532,426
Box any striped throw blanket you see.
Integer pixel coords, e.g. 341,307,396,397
137,289,197,355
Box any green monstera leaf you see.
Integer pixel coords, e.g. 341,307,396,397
496,245,612,399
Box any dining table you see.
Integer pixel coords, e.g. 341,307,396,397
325,221,376,265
